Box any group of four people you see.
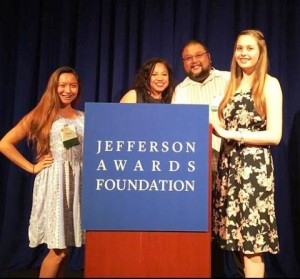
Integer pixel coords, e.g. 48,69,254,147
0,29,282,278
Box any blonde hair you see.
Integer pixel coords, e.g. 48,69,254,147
27,66,81,159
218,29,269,120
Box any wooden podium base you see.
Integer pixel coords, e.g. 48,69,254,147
84,230,211,278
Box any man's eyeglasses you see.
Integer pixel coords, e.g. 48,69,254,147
182,52,208,63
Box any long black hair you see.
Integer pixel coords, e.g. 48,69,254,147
133,58,175,103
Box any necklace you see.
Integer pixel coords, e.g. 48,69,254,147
149,93,162,100
58,109,78,119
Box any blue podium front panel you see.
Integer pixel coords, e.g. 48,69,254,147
82,103,209,231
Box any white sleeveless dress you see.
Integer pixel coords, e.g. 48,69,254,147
28,111,85,249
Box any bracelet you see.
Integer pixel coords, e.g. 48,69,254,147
239,131,244,144
32,164,35,174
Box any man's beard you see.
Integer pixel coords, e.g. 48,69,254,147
188,67,210,83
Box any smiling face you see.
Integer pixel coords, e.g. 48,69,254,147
235,34,260,74
149,62,169,95
182,42,211,83
57,73,79,107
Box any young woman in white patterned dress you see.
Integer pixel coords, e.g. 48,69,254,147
0,66,85,278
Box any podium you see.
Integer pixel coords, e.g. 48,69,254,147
82,103,212,278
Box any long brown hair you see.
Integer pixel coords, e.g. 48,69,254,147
218,29,269,120
27,66,81,159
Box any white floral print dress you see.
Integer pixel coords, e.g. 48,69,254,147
28,111,85,249
212,90,279,254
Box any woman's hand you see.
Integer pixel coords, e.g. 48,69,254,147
33,154,53,174
211,121,227,139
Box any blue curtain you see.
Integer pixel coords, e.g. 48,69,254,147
1,0,299,277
